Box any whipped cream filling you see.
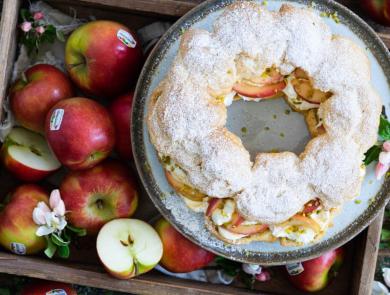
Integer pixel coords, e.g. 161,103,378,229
270,224,316,244
309,208,331,231
211,199,235,226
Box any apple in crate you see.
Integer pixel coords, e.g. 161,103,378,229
20,281,77,295
286,247,345,292
1,127,61,182
65,20,143,98
10,64,74,133
0,184,49,255
60,160,138,234
155,217,215,273
109,92,134,160
45,97,115,170
97,219,163,279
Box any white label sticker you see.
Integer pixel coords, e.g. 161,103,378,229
10,242,26,255
286,262,304,276
117,29,137,48
46,290,67,295
50,109,64,131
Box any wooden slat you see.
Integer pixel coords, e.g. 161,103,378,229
0,0,20,121
0,252,261,295
350,209,385,295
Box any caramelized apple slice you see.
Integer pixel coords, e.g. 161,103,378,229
206,198,224,217
292,78,331,104
165,170,206,202
247,68,284,85
294,68,309,79
304,109,325,137
302,198,321,214
233,81,286,99
224,222,268,235
286,214,321,233
230,212,245,227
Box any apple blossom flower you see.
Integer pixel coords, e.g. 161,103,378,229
35,26,45,35
33,189,67,237
33,11,44,20
375,140,390,180
242,263,262,275
255,270,271,282
383,268,390,288
20,21,32,32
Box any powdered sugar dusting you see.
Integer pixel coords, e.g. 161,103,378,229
147,2,381,225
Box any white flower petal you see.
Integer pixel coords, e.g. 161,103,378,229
44,212,54,227
58,217,67,231
384,141,390,152
384,268,390,288
36,225,54,237
54,200,66,217
242,263,262,275
379,151,390,165
37,202,51,214
49,189,61,210
32,207,46,225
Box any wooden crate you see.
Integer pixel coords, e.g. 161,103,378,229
0,1,387,294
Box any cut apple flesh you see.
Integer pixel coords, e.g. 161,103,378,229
246,68,284,85
206,198,224,217
291,78,331,104
6,127,60,171
233,81,286,99
165,170,206,202
224,222,268,235
97,219,163,278
285,214,321,233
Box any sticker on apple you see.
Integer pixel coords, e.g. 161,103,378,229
117,29,137,48
286,262,304,276
10,242,26,255
46,289,67,295
50,109,64,131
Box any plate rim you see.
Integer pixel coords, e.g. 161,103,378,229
132,0,390,265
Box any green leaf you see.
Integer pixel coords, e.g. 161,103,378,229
67,224,87,236
56,30,65,42
382,229,390,241
20,9,31,22
51,233,70,247
0,288,10,295
57,245,70,259
215,256,240,277
364,145,381,166
44,236,57,258
379,115,390,140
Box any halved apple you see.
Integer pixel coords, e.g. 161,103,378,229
165,170,206,202
206,198,224,217
233,81,286,99
96,219,163,279
1,127,61,181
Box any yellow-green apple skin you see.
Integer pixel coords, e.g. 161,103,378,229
0,184,49,255
96,219,163,279
60,160,138,234
155,218,215,273
45,97,115,170
10,64,74,133
65,20,143,98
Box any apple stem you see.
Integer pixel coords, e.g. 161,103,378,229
128,234,134,245
120,240,129,247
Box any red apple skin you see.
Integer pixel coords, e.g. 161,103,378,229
45,97,115,170
20,281,77,295
287,247,345,292
108,92,133,160
360,0,390,26
0,184,49,255
1,147,53,181
60,160,138,235
65,20,143,98
10,64,74,133
154,218,215,273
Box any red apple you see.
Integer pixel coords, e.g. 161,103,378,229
1,127,61,181
45,97,115,170
60,160,138,234
108,92,133,160
286,247,345,292
20,281,77,295
0,184,49,255
10,64,74,133
154,217,215,273
233,81,286,99
65,20,143,98
360,0,390,26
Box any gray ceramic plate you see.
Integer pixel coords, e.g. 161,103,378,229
132,0,390,265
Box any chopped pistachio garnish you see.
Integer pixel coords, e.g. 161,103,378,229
285,109,291,115
180,27,186,35
354,199,361,204
280,132,285,138
241,127,248,134
273,114,277,119
161,155,171,166
262,0,268,6
320,11,340,24
264,126,270,131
